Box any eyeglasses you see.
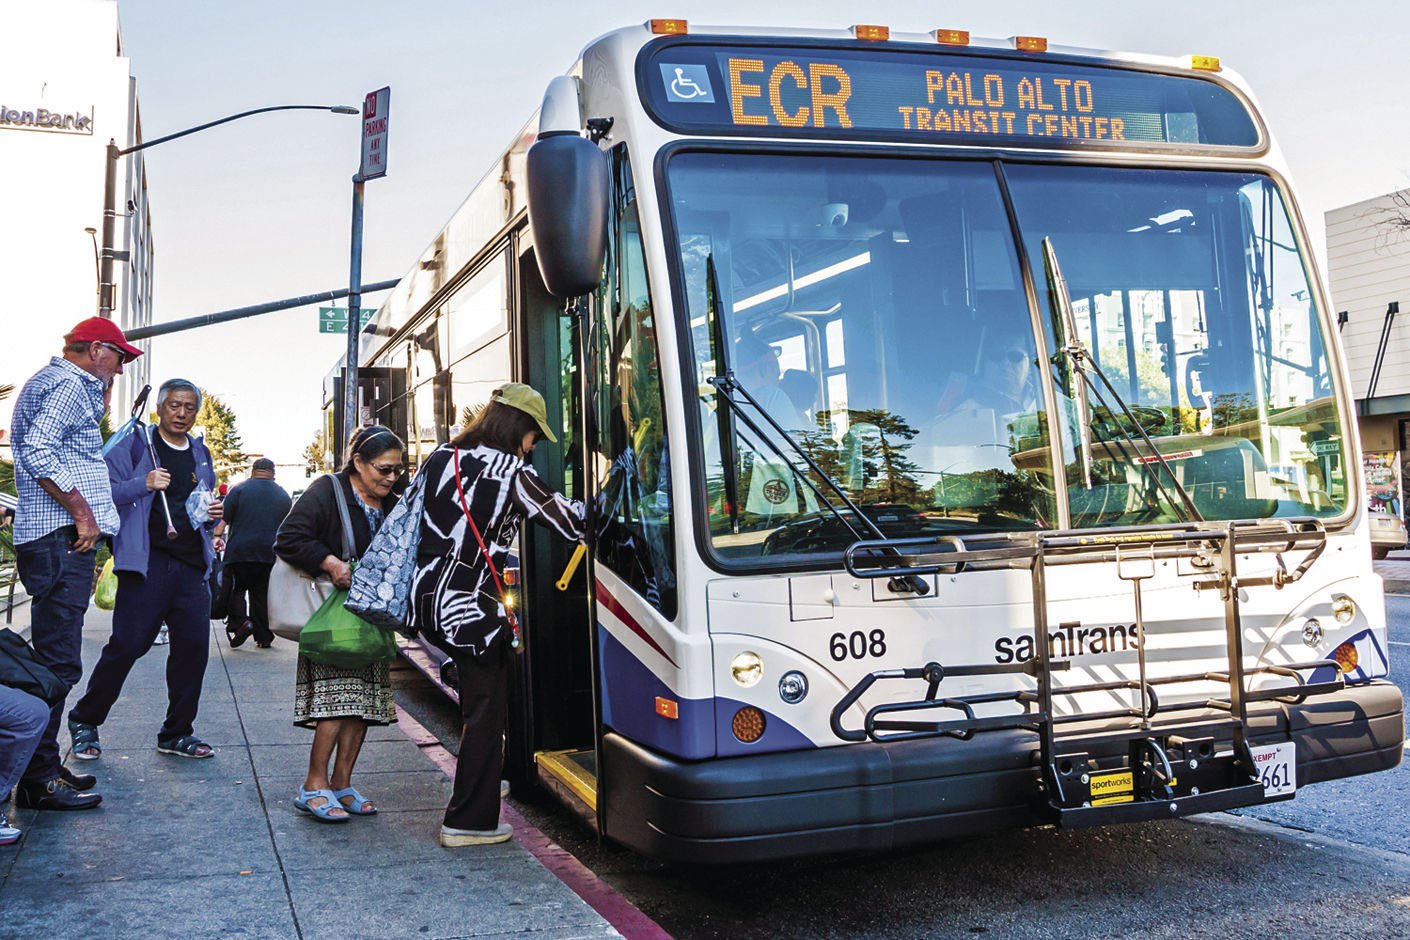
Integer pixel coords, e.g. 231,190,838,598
369,463,404,477
95,342,133,363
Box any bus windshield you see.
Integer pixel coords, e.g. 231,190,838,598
666,152,1348,563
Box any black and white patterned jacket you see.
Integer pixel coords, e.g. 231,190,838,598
409,444,586,655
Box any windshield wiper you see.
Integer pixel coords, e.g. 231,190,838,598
705,254,742,535
709,372,931,595
1041,237,1204,524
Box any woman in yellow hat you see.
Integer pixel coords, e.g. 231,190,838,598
407,383,586,846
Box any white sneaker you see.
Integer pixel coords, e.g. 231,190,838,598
500,779,510,799
154,624,170,646
439,822,512,847
1,813,20,846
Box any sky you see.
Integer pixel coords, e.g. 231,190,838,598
115,0,1410,472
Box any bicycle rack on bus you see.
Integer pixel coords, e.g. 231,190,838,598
829,519,1345,828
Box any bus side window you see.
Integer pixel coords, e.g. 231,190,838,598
592,146,677,619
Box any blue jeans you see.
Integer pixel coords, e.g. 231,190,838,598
71,552,211,741
15,527,94,784
0,686,49,798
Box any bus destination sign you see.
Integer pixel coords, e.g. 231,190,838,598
645,44,1260,150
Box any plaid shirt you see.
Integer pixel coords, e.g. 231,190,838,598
10,357,119,545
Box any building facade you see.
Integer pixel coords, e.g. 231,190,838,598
1326,188,1410,516
0,0,154,434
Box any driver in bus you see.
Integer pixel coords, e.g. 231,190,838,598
931,341,1039,477
733,334,817,523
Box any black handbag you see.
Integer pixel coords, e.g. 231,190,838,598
0,629,68,705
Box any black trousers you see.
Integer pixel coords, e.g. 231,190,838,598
227,561,274,644
70,552,210,741
444,643,509,831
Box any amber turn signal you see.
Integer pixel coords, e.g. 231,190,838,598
732,706,766,743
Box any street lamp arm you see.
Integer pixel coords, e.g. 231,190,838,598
117,104,359,156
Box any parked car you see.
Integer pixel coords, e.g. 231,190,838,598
1369,510,1408,560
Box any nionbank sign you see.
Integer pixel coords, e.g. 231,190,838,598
0,105,93,134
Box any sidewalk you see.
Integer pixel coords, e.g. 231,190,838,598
0,605,619,940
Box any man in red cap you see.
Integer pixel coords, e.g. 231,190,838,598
7,317,142,812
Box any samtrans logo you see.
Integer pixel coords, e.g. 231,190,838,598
0,105,94,135
994,620,1140,664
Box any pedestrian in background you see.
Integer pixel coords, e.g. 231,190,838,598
67,379,224,762
8,317,139,811
409,385,586,847
219,457,292,648
274,426,404,823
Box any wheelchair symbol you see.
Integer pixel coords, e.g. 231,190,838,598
661,64,714,103
671,67,707,100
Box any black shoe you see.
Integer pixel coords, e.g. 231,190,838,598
16,778,102,811
226,618,254,648
254,634,274,649
58,766,97,791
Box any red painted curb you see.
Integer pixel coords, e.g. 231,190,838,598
394,705,673,940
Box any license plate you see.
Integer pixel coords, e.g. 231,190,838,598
1089,769,1134,806
1249,742,1296,797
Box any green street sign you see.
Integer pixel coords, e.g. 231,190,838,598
318,307,375,333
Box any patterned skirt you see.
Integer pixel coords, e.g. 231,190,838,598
293,654,396,728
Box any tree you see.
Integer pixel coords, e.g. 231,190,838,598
303,430,334,476
195,390,245,484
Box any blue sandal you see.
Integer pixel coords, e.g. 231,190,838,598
294,787,350,823
68,721,101,761
333,786,377,816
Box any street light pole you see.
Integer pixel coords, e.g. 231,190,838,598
96,103,359,318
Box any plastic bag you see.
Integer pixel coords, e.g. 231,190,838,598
298,583,397,669
94,557,118,611
186,485,215,528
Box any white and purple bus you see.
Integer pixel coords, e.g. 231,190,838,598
325,21,1402,862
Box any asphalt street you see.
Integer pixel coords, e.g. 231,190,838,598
394,597,1410,940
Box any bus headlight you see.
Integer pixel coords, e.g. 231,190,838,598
778,671,809,704
1331,595,1356,625
730,652,763,688
1301,618,1323,647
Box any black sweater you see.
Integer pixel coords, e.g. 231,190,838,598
272,472,398,577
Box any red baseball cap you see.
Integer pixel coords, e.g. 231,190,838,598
66,317,143,362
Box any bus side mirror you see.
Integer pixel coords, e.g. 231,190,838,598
527,133,609,298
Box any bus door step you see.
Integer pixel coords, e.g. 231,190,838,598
535,748,599,823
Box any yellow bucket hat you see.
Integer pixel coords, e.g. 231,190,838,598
494,383,557,443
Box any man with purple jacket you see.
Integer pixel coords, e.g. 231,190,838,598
67,379,224,762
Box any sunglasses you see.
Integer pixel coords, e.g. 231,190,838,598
95,342,134,363
369,462,404,477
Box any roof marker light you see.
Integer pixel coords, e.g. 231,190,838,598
935,28,970,46
649,19,688,35
1012,35,1048,53
1190,55,1222,72
852,24,890,42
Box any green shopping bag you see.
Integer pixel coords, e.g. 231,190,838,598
94,557,118,611
298,587,398,669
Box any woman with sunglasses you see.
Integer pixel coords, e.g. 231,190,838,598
273,425,406,822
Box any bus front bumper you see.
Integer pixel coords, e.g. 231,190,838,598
599,680,1403,864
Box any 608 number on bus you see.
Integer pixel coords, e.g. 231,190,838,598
830,630,887,661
